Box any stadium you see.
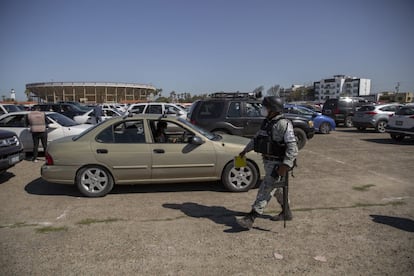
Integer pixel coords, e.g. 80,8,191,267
25,82,158,104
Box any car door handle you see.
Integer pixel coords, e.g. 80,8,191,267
96,149,108,154
153,149,165,154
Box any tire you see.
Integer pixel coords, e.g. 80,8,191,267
221,160,258,192
390,133,405,142
294,128,307,150
76,166,114,197
375,120,387,133
319,122,331,134
344,116,353,127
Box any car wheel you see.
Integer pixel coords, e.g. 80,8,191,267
390,133,405,142
294,128,307,150
319,122,331,134
76,166,114,197
221,160,258,192
344,116,353,127
376,120,387,133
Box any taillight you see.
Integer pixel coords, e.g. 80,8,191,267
365,111,377,115
333,108,340,114
389,114,394,118
45,152,54,165
410,115,414,119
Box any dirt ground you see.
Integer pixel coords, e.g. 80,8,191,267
0,129,413,275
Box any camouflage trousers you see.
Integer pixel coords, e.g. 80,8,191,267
252,159,288,214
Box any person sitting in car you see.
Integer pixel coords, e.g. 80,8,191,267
155,121,168,143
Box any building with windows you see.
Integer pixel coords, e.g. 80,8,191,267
314,75,371,101
26,82,158,104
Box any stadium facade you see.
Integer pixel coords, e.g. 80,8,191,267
26,82,158,104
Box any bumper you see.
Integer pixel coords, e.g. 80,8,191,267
41,165,78,184
385,126,414,136
0,151,25,171
307,129,315,139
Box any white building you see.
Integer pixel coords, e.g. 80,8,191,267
314,75,371,101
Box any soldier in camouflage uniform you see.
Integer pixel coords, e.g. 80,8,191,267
237,96,298,230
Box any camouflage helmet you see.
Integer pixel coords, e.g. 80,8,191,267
262,96,284,113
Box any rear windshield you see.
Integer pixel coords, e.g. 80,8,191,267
395,106,414,116
323,100,337,109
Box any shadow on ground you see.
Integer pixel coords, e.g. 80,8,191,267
0,171,15,184
163,202,274,233
25,179,229,197
370,215,414,232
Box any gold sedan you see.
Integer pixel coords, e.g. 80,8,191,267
41,114,265,197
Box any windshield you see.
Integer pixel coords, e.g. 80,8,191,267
4,105,21,113
47,112,79,126
178,118,219,140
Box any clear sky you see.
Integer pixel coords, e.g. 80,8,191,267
1,0,413,101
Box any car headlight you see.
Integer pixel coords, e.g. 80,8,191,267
0,136,20,147
308,121,314,128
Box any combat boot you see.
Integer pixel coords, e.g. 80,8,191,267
271,204,293,221
236,210,259,230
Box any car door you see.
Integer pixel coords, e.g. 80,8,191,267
91,119,152,183
149,119,217,181
0,113,32,150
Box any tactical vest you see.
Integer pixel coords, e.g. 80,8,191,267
253,117,287,158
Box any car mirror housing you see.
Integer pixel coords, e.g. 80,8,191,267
190,136,204,145
47,123,59,129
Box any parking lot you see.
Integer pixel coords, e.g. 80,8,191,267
1,129,413,275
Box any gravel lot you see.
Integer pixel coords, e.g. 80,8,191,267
1,129,413,275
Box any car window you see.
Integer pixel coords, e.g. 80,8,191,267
246,102,261,117
96,120,146,143
198,101,225,119
130,105,146,114
0,114,27,127
227,102,241,117
380,105,398,112
150,119,194,143
146,104,162,114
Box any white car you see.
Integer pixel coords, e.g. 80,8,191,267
126,103,187,118
386,104,414,141
74,108,122,124
0,111,93,152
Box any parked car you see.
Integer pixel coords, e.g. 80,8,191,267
0,104,24,115
322,97,371,127
187,93,315,149
284,104,335,134
57,101,92,112
126,103,187,119
0,111,93,152
41,114,265,197
0,129,25,175
32,103,86,119
352,103,402,133
74,108,122,124
385,104,414,141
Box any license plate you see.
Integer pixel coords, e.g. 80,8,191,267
396,121,403,126
8,154,20,165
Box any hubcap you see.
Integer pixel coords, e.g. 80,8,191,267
229,167,252,189
81,168,108,193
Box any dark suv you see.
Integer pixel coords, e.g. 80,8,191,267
188,93,315,149
322,97,371,127
0,129,24,175
32,103,85,119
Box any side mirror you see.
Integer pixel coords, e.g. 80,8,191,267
190,136,204,145
48,123,59,129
